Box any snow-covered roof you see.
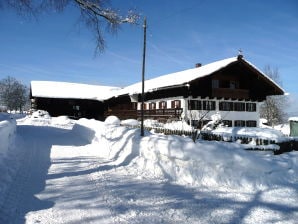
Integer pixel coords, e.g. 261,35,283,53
31,56,285,101
31,81,120,101
115,56,284,96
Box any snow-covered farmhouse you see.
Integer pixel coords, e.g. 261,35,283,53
104,55,284,127
30,55,284,127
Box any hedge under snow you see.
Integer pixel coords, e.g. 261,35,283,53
74,117,298,190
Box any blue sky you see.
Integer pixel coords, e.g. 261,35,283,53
0,0,298,112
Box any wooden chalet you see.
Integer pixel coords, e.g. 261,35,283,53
104,55,284,127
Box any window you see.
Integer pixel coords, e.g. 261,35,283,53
234,102,245,111
171,100,181,108
221,80,230,88
132,102,137,110
149,102,156,110
230,81,239,89
141,103,147,110
219,102,233,111
246,103,256,112
222,120,232,127
234,120,245,127
246,120,257,127
159,101,167,109
203,101,215,110
212,79,219,89
188,100,201,110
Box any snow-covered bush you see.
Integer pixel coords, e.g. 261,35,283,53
201,112,223,131
121,119,139,127
105,115,120,126
31,110,51,119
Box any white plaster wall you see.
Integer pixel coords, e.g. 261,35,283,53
138,97,261,127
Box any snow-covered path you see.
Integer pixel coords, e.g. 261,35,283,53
0,122,297,223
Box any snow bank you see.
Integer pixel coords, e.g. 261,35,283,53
18,111,74,129
73,117,298,190
121,119,139,126
0,118,16,157
104,115,120,126
0,117,17,198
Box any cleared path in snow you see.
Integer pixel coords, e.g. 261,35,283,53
1,123,297,223
0,124,114,223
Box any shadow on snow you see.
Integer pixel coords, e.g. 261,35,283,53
0,124,92,224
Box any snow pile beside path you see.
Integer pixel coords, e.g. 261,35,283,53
18,113,74,129
73,117,298,190
0,118,16,157
121,119,139,126
0,117,17,198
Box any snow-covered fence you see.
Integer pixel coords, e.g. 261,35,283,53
200,131,298,154
200,132,277,145
122,124,198,142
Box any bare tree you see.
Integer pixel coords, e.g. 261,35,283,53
0,76,29,112
260,66,288,126
1,0,140,54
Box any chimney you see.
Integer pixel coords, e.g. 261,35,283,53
237,49,243,60
195,63,202,68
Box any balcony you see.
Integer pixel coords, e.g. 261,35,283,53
212,88,249,99
138,108,183,117
105,108,183,121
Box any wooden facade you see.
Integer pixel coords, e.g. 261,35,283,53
104,56,284,124
30,56,284,125
31,97,105,120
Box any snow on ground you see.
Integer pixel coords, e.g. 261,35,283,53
0,113,297,223
0,113,17,203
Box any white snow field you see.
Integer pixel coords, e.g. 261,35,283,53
0,113,297,223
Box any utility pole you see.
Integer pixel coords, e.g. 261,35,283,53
141,17,147,137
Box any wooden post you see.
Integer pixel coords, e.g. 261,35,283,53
141,17,147,137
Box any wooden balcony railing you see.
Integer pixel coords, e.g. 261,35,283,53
137,108,183,117
105,108,183,120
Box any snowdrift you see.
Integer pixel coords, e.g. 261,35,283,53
0,117,16,158
74,118,298,190
0,116,17,199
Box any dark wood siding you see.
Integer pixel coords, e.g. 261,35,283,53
33,97,105,120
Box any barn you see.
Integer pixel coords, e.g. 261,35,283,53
30,81,119,120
